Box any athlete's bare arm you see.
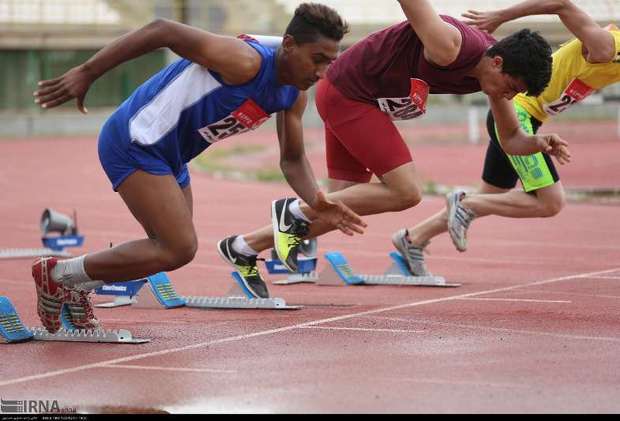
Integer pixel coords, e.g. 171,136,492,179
277,92,366,235
463,0,615,63
397,0,462,66
489,96,571,164
34,19,261,112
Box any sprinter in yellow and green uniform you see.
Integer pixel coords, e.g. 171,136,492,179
391,0,620,275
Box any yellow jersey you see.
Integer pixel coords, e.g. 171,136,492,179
514,28,620,122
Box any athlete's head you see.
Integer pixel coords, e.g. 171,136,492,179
279,3,349,90
479,29,552,100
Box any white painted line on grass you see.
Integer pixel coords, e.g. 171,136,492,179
0,266,618,388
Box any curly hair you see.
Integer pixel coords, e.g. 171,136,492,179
486,29,553,96
284,3,349,44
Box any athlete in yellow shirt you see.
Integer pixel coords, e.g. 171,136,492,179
392,0,619,276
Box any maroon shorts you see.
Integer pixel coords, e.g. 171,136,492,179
315,78,413,182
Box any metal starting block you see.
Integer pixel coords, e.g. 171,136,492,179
266,257,318,285
184,295,300,310
266,239,318,285
29,327,150,344
182,272,301,310
0,296,149,344
0,248,71,260
271,271,319,285
95,271,301,311
318,251,461,287
95,272,186,309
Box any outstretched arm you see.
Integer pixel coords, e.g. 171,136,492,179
463,0,615,63
397,0,462,66
489,96,571,164
277,93,366,235
34,19,261,112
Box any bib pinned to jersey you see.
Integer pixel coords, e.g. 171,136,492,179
198,98,270,143
542,78,594,116
376,78,429,120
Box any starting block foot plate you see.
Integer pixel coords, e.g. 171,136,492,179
0,248,71,260
30,327,150,344
272,272,318,285
321,252,461,287
183,295,302,310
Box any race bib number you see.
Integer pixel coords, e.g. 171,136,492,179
376,78,429,120
199,99,270,143
542,78,594,116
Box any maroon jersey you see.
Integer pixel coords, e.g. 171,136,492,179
327,16,495,119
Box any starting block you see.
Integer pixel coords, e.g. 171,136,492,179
0,296,149,344
0,248,72,260
0,296,34,343
268,256,319,285
95,271,301,311
318,251,461,287
0,209,84,260
184,272,302,310
266,239,319,285
95,272,186,309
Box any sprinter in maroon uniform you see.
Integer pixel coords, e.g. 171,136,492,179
219,0,572,284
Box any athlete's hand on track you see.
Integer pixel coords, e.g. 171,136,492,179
312,191,367,236
461,10,504,33
535,134,572,165
33,65,93,114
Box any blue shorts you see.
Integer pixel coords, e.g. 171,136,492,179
98,118,191,191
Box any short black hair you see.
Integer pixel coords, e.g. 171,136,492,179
486,29,552,96
284,3,349,44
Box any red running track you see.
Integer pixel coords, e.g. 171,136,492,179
0,136,619,413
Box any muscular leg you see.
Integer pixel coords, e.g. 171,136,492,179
243,162,423,252
406,179,565,248
461,180,565,218
83,170,198,282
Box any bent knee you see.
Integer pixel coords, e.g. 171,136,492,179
540,196,566,217
392,187,422,211
158,236,198,270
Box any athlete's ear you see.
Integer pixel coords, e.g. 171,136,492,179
492,55,504,70
282,34,297,52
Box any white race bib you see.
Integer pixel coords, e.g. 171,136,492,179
376,78,429,121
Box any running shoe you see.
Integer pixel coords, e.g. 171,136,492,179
217,236,269,298
446,190,476,252
271,198,309,272
391,228,431,276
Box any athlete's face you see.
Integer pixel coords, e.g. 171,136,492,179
281,35,340,90
480,56,528,100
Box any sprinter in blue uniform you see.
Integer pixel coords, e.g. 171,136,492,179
30,3,364,334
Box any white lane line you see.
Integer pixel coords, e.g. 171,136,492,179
589,275,620,280
102,364,236,374
391,377,530,389
367,316,620,343
0,266,618,388
458,298,571,303
525,289,620,300
297,326,424,333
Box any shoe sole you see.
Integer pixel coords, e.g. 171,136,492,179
271,200,297,272
446,192,467,252
215,239,262,299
